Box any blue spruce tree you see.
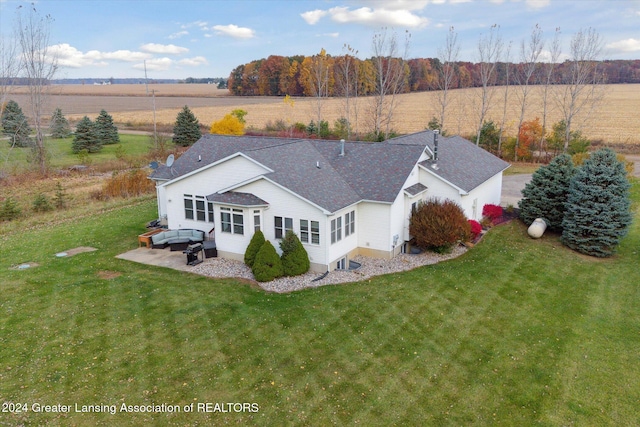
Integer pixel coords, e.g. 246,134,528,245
561,148,632,257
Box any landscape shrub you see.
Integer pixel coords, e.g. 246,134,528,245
244,230,265,267
33,193,53,213
562,148,632,257
280,230,310,277
468,219,482,239
409,198,471,253
482,204,503,222
210,113,245,135
53,181,67,209
252,241,283,282
0,197,22,221
519,153,576,231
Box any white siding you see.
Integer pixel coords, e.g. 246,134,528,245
163,156,269,230
460,173,504,219
357,202,391,252
326,206,359,267
230,179,328,267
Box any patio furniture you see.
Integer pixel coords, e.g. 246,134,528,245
203,241,217,258
151,229,205,249
138,229,163,248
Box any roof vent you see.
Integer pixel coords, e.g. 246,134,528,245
433,130,439,161
340,139,345,156
316,161,321,169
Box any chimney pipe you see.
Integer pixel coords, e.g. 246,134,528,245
340,139,345,156
433,130,439,161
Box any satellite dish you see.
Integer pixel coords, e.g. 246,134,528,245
149,161,159,170
166,154,174,167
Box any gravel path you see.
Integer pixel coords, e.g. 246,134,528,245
191,245,467,293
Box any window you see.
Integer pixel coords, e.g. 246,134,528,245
208,202,214,223
221,207,244,235
184,195,194,220
275,216,293,239
336,257,346,270
331,217,342,244
195,196,206,221
254,210,261,232
300,220,320,245
344,210,355,236
220,207,231,233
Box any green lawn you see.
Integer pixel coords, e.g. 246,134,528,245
1,134,154,173
0,186,638,426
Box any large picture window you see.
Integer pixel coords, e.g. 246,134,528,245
275,216,293,239
221,207,244,235
300,220,320,245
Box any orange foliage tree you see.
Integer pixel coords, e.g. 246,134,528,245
517,117,543,161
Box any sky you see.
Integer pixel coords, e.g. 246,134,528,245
1,0,639,80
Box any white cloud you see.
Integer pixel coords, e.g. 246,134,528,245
140,43,188,55
301,9,328,25
168,30,188,40
328,6,429,28
48,44,151,68
212,24,255,39
606,38,640,52
178,56,208,66
353,0,431,10
526,0,550,9
180,20,208,30
133,57,173,71
317,32,340,38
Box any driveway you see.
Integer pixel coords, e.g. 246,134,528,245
501,174,532,207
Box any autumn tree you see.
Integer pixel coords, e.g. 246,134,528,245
301,49,333,131
514,24,543,161
516,117,543,161
210,113,244,135
334,44,360,140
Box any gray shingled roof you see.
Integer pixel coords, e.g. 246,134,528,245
207,191,269,207
150,131,509,213
404,183,428,196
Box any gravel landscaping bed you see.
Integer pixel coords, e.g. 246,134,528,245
191,245,467,293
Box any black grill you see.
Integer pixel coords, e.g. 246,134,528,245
183,243,203,266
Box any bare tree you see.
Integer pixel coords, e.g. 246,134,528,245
370,28,410,140
435,26,460,133
302,48,331,132
16,4,58,174
513,24,544,160
0,32,20,116
498,41,512,156
474,24,503,146
555,27,604,152
335,44,360,140
538,27,561,159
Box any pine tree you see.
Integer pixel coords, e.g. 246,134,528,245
561,148,632,257
280,230,310,276
244,230,265,267
1,100,32,147
94,109,119,144
173,105,201,147
251,241,283,282
72,116,102,153
49,108,71,138
519,153,576,231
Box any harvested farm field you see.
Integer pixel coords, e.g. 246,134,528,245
7,83,640,147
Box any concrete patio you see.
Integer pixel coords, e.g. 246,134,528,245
116,247,198,272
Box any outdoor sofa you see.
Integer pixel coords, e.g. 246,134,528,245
151,229,205,251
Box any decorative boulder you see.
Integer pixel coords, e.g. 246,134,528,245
527,218,548,239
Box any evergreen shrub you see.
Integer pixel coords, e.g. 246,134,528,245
280,231,310,276
252,241,283,282
244,230,265,267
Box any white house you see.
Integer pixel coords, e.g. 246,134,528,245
149,130,510,272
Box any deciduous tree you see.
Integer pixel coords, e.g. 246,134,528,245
435,26,460,134
210,113,244,135
474,24,503,146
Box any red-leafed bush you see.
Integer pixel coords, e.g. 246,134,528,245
482,204,503,221
409,198,471,253
468,219,482,239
